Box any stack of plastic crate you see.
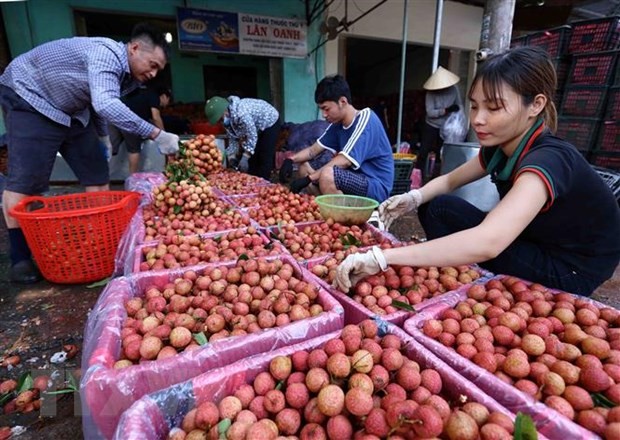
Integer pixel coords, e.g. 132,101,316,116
560,16,619,165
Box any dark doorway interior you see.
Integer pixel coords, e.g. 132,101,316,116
203,66,257,100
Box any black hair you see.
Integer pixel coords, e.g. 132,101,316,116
468,46,558,132
314,74,352,104
130,22,170,60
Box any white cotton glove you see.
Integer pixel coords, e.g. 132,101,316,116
333,246,388,293
378,189,424,230
98,136,113,162
154,130,180,155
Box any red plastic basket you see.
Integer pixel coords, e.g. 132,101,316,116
591,152,620,171
596,120,620,153
555,117,601,154
510,34,529,48
529,25,572,58
606,86,620,120
566,50,619,86
568,16,620,54
10,191,140,284
552,57,571,90
560,85,609,117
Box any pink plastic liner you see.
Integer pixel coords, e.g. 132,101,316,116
305,253,490,327
402,276,603,439
264,221,398,267
80,255,344,439
127,227,289,275
124,172,167,204
114,208,147,276
113,324,535,440
223,193,260,209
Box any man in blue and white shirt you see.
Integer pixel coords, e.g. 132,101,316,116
287,74,394,202
0,23,179,284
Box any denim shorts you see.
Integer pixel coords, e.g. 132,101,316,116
0,86,109,194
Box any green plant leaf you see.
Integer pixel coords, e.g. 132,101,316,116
173,205,182,214
237,254,249,261
16,372,33,394
0,392,14,406
513,412,538,440
275,380,284,391
87,277,111,288
390,300,416,313
67,372,79,391
591,392,615,408
218,418,231,439
193,332,208,346
45,388,77,396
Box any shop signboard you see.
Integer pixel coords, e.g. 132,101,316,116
176,7,307,58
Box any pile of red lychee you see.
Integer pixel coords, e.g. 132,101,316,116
138,227,283,271
421,276,620,438
175,134,224,176
170,320,517,440
205,171,271,195
271,220,392,262
116,258,325,367
309,257,482,315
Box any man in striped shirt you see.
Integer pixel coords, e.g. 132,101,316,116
0,23,179,284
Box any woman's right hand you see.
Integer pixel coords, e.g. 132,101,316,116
378,189,423,230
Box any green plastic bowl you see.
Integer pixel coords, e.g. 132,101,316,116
315,194,379,225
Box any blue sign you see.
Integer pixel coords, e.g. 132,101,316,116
177,7,240,53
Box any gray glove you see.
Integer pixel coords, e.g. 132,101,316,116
378,189,424,230
238,153,251,173
154,130,180,155
98,136,113,162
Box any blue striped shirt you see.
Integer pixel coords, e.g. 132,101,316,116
0,37,156,138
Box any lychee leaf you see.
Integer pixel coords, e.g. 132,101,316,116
193,332,208,346
513,412,537,440
591,392,615,408
217,418,231,439
275,380,284,391
16,372,33,394
237,254,249,261
391,300,416,313
0,392,13,406
87,277,111,288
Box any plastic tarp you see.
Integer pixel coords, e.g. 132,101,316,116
80,255,345,439
113,323,538,440
403,275,611,439
113,173,166,275
306,254,493,327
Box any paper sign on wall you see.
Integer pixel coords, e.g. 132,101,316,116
177,7,307,59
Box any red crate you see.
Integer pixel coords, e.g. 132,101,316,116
552,56,571,89
568,16,620,54
529,25,572,58
555,117,600,154
510,34,529,48
560,85,609,117
606,86,620,119
591,152,620,170
596,120,620,153
567,50,619,86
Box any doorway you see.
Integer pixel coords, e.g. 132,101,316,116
203,66,258,100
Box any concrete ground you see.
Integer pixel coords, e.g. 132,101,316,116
0,185,618,439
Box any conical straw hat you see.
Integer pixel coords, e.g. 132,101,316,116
423,66,460,91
